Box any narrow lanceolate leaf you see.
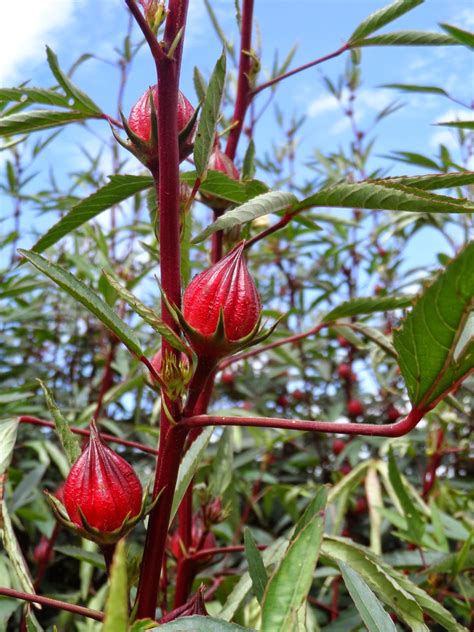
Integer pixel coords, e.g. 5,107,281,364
170,428,213,523
0,418,19,479
159,617,253,631
349,0,423,43
393,242,474,410
352,31,459,47
102,540,128,632
181,170,268,205
296,181,474,215
0,87,72,108
103,272,191,357
437,120,474,130
193,191,298,243
381,83,449,97
194,50,226,178
439,23,474,48
339,562,397,632
244,527,268,603
261,514,324,632
18,249,143,357
323,295,413,323
31,175,153,254
38,380,81,466
46,46,102,114
388,448,425,542
372,171,474,191
0,109,94,136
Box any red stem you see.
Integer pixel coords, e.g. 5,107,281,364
250,43,350,97
182,407,426,438
190,543,266,561
0,587,104,622
18,416,159,455
422,428,445,498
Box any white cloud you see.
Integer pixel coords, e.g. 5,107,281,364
0,0,79,84
306,93,339,117
434,108,474,124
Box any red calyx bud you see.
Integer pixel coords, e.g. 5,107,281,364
347,399,364,417
221,371,235,386
332,439,346,456
63,422,142,533
292,389,305,402
276,394,289,408
204,497,225,525
341,464,352,476
182,243,262,358
387,405,400,421
354,497,368,514
337,335,350,348
125,86,195,170
33,536,53,565
337,363,351,379
201,145,240,209
160,586,208,623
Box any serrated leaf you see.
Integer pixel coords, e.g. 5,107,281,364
159,617,253,631
181,170,268,204
352,31,459,47
439,23,474,48
261,514,324,632
103,272,190,356
102,540,128,632
244,527,268,603
30,175,153,254
372,171,474,190
295,181,474,215
38,380,81,466
45,46,102,114
393,242,474,409
323,295,412,322
170,428,213,523
388,448,425,542
0,109,94,136
339,561,397,632
349,0,423,42
194,51,226,178
193,191,297,243
18,249,143,357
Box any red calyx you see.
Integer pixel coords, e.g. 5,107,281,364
337,335,350,348
292,389,305,402
387,405,400,421
332,439,346,456
63,421,142,533
182,243,262,358
276,394,289,408
347,399,364,417
201,144,240,209
337,363,351,379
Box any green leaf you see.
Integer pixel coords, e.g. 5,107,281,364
439,23,474,48
181,170,268,205
372,171,474,190
102,540,128,632
159,617,253,631
30,175,153,254
54,545,105,569
37,380,81,466
437,120,474,130
349,0,423,42
0,87,72,108
0,501,36,596
295,181,474,215
294,486,328,538
170,428,213,523
352,31,459,47
244,527,268,603
323,295,412,323
194,50,226,178
339,561,397,632
193,191,298,243
45,46,102,114
0,109,94,137
392,242,474,409
388,448,425,542
18,249,143,357
103,272,190,356
242,139,256,180
0,418,18,478
381,83,449,96
261,514,324,632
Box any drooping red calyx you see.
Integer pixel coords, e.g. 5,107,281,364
201,144,240,210
182,243,261,357
127,85,195,167
63,422,142,533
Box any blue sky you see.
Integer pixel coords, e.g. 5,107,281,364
1,0,473,262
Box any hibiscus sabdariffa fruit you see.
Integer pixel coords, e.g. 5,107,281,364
179,242,272,360
46,421,150,544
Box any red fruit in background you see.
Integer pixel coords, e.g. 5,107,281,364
332,439,346,456
337,336,350,348
201,145,240,209
182,243,261,357
169,523,216,563
292,389,305,402
63,422,142,533
277,394,289,408
33,536,52,564
354,497,368,514
221,371,235,385
387,405,400,421
337,363,351,379
347,399,364,417
341,464,352,476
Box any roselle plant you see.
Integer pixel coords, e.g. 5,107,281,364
0,0,473,630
